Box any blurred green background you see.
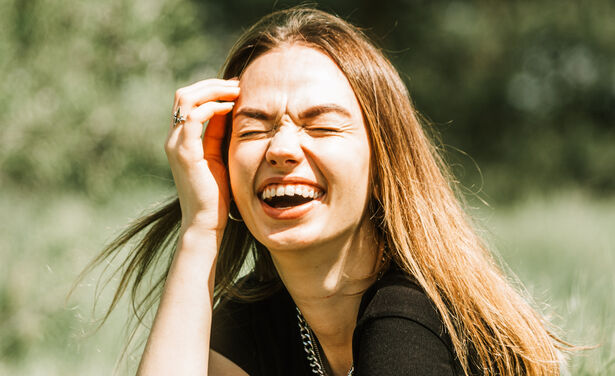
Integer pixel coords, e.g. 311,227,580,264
1,0,613,374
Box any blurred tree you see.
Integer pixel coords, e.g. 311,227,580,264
0,0,225,199
204,0,615,200
1,0,613,201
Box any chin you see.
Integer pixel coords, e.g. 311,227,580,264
255,225,326,253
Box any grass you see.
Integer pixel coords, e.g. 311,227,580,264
478,190,615,375
0,186,613,375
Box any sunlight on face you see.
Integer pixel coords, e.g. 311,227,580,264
228,45,373,252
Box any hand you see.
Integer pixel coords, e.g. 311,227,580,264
165,79,240,234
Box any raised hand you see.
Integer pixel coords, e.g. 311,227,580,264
165,79,240,235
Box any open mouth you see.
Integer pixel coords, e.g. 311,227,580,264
260,184,324,209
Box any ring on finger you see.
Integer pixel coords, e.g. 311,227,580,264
173,107,186,127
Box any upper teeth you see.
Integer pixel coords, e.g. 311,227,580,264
261,184,323,200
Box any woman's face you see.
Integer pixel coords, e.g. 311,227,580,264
228,45,372,251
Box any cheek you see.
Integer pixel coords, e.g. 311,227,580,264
315,138,371,192
228,141,265,199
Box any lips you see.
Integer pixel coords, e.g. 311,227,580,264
257,180,325,219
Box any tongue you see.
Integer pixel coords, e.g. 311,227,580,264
267,195,313,208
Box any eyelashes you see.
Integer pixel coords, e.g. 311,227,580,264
236,122,343,139
307,127,341,133
237,127,341,139
238,130,269,138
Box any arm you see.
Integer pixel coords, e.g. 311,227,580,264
137,229,247,375
136,79,245,375
136,228,219,375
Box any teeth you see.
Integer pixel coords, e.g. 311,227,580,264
260,184,323,200
276,186,285,196
295,186,304,197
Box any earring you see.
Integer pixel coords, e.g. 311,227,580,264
228,199,243,222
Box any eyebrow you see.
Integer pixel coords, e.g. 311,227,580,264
299,104,352,119
233,104,352,121
233,108,270,121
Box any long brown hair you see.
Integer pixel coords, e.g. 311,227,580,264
75,7,569,375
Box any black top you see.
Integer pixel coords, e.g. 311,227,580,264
211,266,464,375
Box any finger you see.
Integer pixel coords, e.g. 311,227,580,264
165,124,180,161
177,86,239,110
174,79,238,103
203,113,228,160
169,88,238,133
205,110,229,140
175,83,239,110
168,79,238,158
183,78,239,92
182,101,234,141
166,102,230,159
166,109,182,147
171,79,239,124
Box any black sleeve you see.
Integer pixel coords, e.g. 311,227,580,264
353,316,456,376
210,298,259,375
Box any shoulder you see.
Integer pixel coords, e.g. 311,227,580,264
352,265,461,376
356,265,445,338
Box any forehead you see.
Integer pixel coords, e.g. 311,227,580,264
237,45,359,112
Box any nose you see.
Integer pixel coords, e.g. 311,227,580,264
265,125,304,169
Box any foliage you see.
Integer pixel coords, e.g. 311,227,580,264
1,0,613,201
0,0,231,198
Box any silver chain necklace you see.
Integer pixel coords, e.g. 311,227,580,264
296,307,354,376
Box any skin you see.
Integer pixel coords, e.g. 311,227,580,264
137,45,379,376
230,45,380,375
230,45,373,252
137,78,240,375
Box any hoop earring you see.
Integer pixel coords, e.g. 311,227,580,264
228,199,243,222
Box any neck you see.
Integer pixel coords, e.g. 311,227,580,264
269,221,381,375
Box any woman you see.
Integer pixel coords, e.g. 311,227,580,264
83,7,568,376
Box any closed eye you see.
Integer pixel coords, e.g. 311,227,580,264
306,127,341,133
238,130,270,138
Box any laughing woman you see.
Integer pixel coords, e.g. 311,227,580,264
84,7,570,376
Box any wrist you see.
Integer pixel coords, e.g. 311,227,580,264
178,225,224,251
180,210,228,236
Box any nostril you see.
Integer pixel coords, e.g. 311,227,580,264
268,157,299,167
